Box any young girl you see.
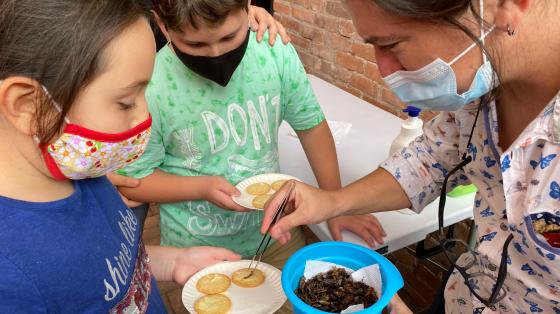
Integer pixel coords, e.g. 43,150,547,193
0,0,239,312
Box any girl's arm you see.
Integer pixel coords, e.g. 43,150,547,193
118,169,248,211
145,245,240,285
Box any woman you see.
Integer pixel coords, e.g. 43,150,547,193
262,0,560,313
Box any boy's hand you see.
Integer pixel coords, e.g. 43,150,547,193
248,5,290,45
172,246,241,285
107,172,143,208
327,215,386,248
203,176,251,212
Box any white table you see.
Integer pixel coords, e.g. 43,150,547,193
278,75,475,254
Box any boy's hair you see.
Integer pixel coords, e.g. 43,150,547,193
0,0,149,142
154,0,249,31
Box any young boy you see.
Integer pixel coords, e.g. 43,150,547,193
118,0,381,280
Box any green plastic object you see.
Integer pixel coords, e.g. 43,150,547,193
447,184,477,197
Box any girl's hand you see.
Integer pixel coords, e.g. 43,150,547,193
262,181,343,244
107,172,143,208
172,246,241,285
327,215,386,248
248,5,290,45
203,176,251,212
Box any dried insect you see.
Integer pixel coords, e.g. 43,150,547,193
296,267,378,313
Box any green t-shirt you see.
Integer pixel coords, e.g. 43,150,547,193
119,32,324,256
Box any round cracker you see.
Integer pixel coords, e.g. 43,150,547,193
271,180,288,191
232,268,266,288
194,294,232,314
246,182,271,195
251,194,271,209
196,273,231,295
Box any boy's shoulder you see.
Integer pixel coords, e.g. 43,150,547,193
246,31,299,64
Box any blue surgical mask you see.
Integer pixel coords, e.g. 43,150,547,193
383,22,497,111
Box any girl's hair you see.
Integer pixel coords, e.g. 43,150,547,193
0,0,149,142
154,0,249,31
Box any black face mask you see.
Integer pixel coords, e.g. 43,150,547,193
171,30,250,87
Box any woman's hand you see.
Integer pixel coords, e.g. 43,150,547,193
203,176,250,212
384,294,412,314
172,247,241,285
248,5,290,45
327,215,386,248
262,181,344,244
107,172,143,208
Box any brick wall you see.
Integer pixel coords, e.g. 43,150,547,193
274,0,436,121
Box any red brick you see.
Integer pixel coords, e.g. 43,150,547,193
311,44,334,61
315,14,338,33
320,60,351,81
381,87,406,107
336,52,364,73
350,73,377,98
351,42,376,62
297,51,317,72
278,15,300,34
326,1,351,19
289,33,311,50
338,19,356,38
306,0,325,11
292,6,315,23
323,32,351,52
273,2,291,15
364,62,382,83
300,25,322,41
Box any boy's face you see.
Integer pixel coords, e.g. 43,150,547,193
161,9,248,57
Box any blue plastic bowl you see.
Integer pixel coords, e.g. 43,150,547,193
282,242,404,314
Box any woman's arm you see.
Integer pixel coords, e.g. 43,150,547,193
296,120,388,246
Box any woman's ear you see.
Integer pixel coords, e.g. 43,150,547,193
152,10,172,43
0,77,42,136
493,0,533,35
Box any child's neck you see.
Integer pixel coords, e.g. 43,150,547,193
0,137,73,202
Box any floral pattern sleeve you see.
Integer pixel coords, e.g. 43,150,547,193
381,111,472,212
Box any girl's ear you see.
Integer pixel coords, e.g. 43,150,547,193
0,77,42,136
152,10,172,43
493,0,533,35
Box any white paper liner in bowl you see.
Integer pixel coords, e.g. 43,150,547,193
302,261,382,314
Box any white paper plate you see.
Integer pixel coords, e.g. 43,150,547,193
232,173,300,210
182,260,286,314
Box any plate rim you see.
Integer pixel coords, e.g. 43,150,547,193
232,173,301,210
182,260,286,314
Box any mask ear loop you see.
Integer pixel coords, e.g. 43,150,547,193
449,0,494,66
41,86,70,124
34,86,71,144
479,0,488,64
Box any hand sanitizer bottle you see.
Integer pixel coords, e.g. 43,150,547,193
389,106,423,156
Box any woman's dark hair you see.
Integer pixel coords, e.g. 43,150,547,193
372,1,489,45
0,0,150,142
154,0,249,31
